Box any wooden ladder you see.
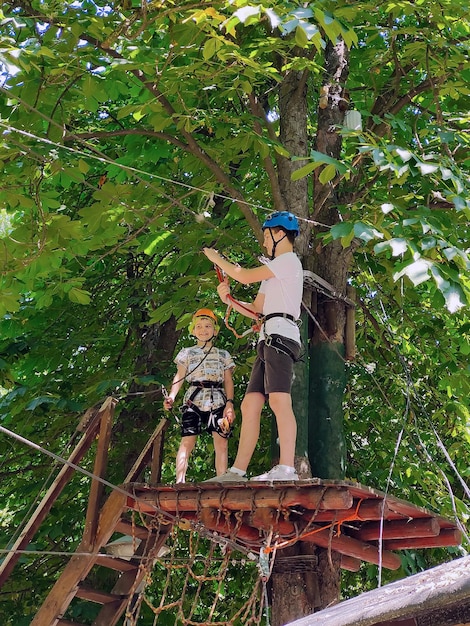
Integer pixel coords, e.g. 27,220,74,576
0,398,116,589
29,409,170,626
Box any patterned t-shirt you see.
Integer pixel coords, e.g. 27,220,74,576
175,346,235,411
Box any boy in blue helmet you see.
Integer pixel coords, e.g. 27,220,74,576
203,211,303,482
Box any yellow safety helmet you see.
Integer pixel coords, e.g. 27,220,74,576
188,308,220,335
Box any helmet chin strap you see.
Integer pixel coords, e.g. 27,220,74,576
268,228,287,260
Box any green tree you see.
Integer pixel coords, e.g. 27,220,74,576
0,0,469,623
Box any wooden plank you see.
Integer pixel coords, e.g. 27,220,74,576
353,517,441,542
124,418,169,484
300,525,402,570
149,421,169,485
0,400,107,589
82,399,115,548
92,527,172,626
113,519,154,540
384,528,462,550
126,485,353,513
305,498,390,523
94,554,139,572
340,555,361,572
286,555,470,626
181,510,261,543
75,586,123,604
246,508,296,534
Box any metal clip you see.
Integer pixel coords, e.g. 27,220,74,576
258,547,271,582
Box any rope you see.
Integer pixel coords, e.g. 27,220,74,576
0,423,260,559
214,265,263,339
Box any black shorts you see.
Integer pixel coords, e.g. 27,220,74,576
180,404,231,439
245,335,301,396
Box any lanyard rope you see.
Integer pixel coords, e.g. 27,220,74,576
214,265,263,339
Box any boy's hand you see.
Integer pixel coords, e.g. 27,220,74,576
202,247,221,265
217,281,231,304
163,397,174,411
223,403,235,423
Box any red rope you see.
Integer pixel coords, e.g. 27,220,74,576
214,266,262,338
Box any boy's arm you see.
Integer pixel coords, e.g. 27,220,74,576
163,364,187,410
223,367,235,423
203,248,274,285
217,281,264,320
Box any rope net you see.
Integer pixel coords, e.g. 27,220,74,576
121,513,267,626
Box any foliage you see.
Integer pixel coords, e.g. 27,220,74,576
0,0,469,622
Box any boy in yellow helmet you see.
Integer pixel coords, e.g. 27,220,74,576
163,309,235,483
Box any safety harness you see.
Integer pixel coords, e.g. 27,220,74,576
187,380,224,405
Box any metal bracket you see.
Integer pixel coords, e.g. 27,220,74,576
303,270,355,307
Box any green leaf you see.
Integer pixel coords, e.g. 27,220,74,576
233,6,260,23
68,287,92,305
394,259,433,286
319,163,336,184
330,222,354,239
203,38,223,61
291,161,321,180
353,222,383,243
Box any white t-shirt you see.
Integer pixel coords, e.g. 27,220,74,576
258,252,303,344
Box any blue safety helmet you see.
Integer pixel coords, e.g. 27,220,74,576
262,211,300,237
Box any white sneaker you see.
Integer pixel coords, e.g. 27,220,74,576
204,470,247,483
250,465,299,482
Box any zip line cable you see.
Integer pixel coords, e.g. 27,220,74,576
2,427,84,552
0,423,260,560
361,273,470,500
0,84,332,230
360,283,469,583
0,547,252,564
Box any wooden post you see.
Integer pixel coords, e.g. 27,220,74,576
82,397,116,548
30,490,127,626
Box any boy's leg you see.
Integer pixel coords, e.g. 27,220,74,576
248,336,301,480
268,392,296,467
212,432,228,476
176,435,197,483
232,392,265,472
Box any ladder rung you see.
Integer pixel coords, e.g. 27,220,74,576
75,586,123,604
95,554,139,572
114,519,150,539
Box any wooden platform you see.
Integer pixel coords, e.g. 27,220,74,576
124,479,462,572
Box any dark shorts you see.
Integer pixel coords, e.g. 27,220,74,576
180,404,231,439
245,335,301,396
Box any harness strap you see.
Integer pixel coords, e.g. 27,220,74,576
192,381,223,389
263,312,296,323
264,334,301,362
188,381,224,405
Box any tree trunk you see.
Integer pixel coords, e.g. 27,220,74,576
307,37,351,615
267,38,352,625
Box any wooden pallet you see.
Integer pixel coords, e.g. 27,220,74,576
124,479,462,572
